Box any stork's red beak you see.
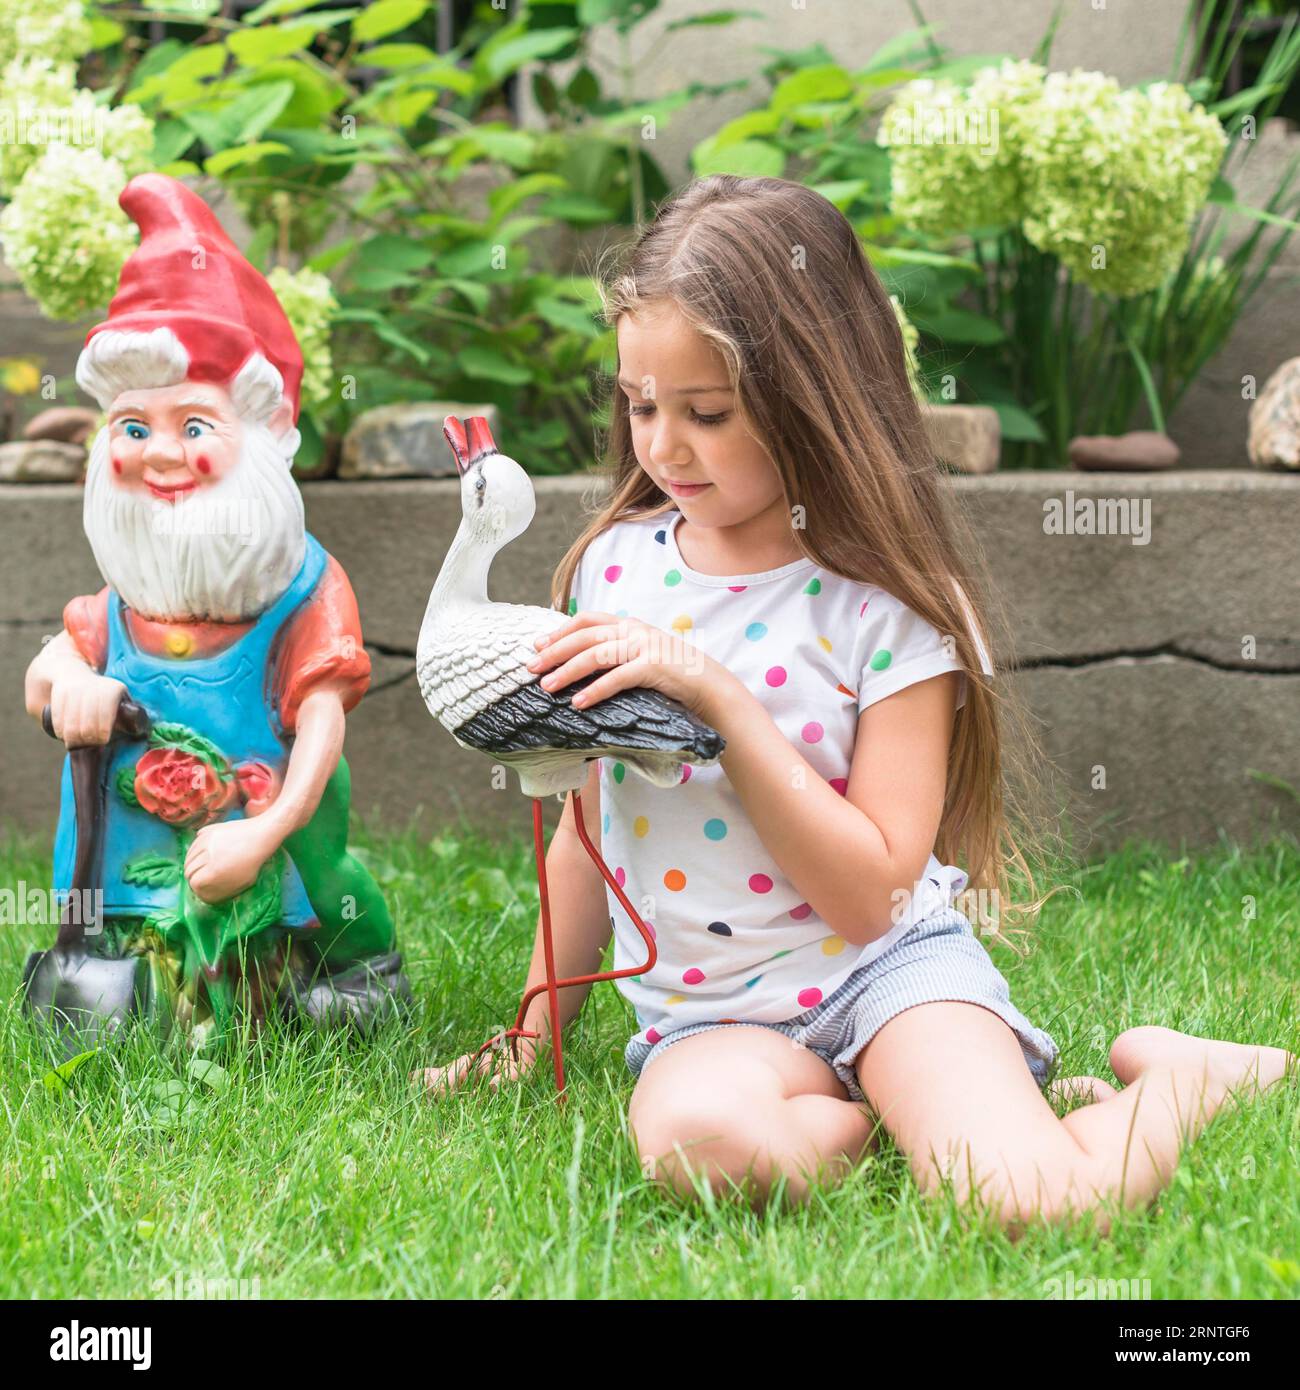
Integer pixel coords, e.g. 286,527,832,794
443,415,469,477
443,414,499,477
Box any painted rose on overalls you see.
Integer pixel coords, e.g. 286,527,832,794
111,723,295,1037
127,730,238,827
22,174,412,1052
123,729,276,828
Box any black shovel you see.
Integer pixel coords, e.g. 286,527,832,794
22,696,155,1057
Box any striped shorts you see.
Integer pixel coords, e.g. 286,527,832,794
623,907,1061,1103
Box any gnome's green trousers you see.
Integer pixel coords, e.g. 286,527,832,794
284,755,396,967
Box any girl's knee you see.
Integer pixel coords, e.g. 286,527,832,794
631,1092,769,1194
632,1090,748,1158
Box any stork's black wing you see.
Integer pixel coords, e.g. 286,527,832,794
452,670,724,761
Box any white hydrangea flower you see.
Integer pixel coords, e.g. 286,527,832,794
267,265,339,409
878,59,1046,234
880,60,1227,299
0,143,136,321
1020,73,1226,297
0,57,155,196
0,1,94,70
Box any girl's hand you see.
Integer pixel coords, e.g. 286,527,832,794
411,1034,538,1099
526,611,736,724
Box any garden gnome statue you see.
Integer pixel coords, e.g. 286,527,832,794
21,173,411,1052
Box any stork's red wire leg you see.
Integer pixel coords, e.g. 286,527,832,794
475,785,659,1099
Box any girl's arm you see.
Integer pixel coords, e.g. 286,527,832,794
525,611,957,953
702,671,960,950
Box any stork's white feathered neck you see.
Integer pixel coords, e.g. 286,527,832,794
425,515,499,617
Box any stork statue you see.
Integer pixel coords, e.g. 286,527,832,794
416,416,726,1095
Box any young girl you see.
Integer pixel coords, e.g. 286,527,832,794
417,175,1295,1234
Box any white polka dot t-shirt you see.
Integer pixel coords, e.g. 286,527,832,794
568,507,995,1046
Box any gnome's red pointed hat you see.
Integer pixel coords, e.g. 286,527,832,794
76,174,303,425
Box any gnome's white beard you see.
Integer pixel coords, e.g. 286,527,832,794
83,422,307,623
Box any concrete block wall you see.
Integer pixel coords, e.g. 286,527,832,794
3,470,1297,856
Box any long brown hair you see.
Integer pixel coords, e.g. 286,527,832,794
552,175,1071,945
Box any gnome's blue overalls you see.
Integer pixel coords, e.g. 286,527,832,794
50,534,399,1035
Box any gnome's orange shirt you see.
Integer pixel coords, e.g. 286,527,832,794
62,554,371,734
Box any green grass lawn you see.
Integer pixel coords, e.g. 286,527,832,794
1,823,1297,1300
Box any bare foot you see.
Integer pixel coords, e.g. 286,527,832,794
1047,1073,1119,1108
1109,1025,1297,1099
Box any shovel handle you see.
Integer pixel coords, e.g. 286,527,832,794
44,695,150,951
42,697,151,744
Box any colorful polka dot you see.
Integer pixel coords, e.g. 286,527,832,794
728,585,747,593
577,560,956,1032
654,530,666,545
